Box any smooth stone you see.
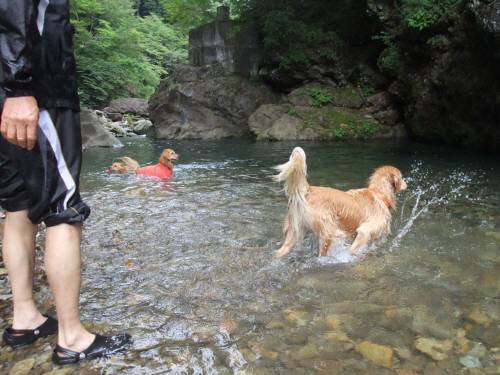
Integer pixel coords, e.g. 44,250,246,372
321,331,352,343
456,329,472,353
459,355,482,369
396,370,419,375
265,319,286,329
9,358,35,375
412,305,454,339
325,314,342,330
484,231,500,241
42,369,76,375
240,348,257,363
247,342,279,361
467,310,492,327
283,309,309,327
355,341,393,368
414,337,453,361
394,347,412,360
469,342,488,358
289,343,317,361
34,344,52,365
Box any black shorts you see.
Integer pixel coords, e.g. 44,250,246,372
0,108,90,226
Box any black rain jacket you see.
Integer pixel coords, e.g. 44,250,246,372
0,0,79,110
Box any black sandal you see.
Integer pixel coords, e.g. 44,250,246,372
52,333,131,365
2,316,58,348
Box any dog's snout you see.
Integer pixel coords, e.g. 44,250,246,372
401,179,407,191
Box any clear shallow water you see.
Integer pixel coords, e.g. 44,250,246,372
2,139,500,374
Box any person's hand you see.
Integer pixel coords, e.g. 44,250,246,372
1,96,39,150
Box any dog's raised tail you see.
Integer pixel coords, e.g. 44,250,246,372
274,147,311,248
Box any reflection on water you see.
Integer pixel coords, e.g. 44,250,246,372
2,139,500,374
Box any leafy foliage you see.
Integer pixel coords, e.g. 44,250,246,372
70,0,186,107
400,0,460,30
374,32,400,76
308,87,332,107
236,0,342,69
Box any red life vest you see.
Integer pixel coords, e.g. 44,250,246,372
136,163,173,180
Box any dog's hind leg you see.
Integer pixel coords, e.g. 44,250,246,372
275,218,297,258
275,233,296,257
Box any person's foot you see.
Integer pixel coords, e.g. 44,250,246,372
52,333,132,365
12,310,48,331
3,316,58,348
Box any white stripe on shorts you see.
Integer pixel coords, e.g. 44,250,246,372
38,109,76,210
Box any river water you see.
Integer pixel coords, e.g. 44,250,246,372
1,138,499,374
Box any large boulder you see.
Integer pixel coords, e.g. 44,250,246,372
249,103,405,141
148,64,280,140
80,109,123,149
104,98,149,117
130,118,153,135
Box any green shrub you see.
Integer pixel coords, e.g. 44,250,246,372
374,32,400,76
400,0,460,30
308,87,333,107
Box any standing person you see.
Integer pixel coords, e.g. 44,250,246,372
0,0,130,365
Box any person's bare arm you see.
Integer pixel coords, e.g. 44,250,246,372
0,0,39,149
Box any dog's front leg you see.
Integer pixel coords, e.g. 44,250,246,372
319,238,332,256
349,224,372,254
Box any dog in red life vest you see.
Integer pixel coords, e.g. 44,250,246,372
108,149,178,180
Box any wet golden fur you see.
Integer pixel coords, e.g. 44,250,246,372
274,147,407,257
108,149,178,174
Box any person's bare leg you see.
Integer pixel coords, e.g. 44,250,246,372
2,210,46,330
45,223,94,351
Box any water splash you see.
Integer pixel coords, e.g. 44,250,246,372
390,162,480,250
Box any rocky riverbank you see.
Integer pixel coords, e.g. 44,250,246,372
148,64,405,141
80,98,154,149
144,0,500,150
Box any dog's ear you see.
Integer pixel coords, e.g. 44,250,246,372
390,173,402,191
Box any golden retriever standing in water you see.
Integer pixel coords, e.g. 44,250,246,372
274,147,407,257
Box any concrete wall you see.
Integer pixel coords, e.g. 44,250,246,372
188,7,262,76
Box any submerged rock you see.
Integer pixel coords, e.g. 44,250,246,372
459,354,482,369
283,309,310,327
289,343,318,361
411,305,455,339
8,358,35,375
467,310,492,327
355,341,394,368
414,337,453,361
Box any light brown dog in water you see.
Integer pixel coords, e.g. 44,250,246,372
274,147,407,257
108,149,178,180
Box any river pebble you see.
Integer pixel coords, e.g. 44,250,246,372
459,354,482,369
414,337,453,361
8,358,35,375
355,340,394,368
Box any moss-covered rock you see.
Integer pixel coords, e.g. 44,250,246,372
288,83,364,109
249,101,404,141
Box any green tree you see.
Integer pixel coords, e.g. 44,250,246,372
70,0,186,107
